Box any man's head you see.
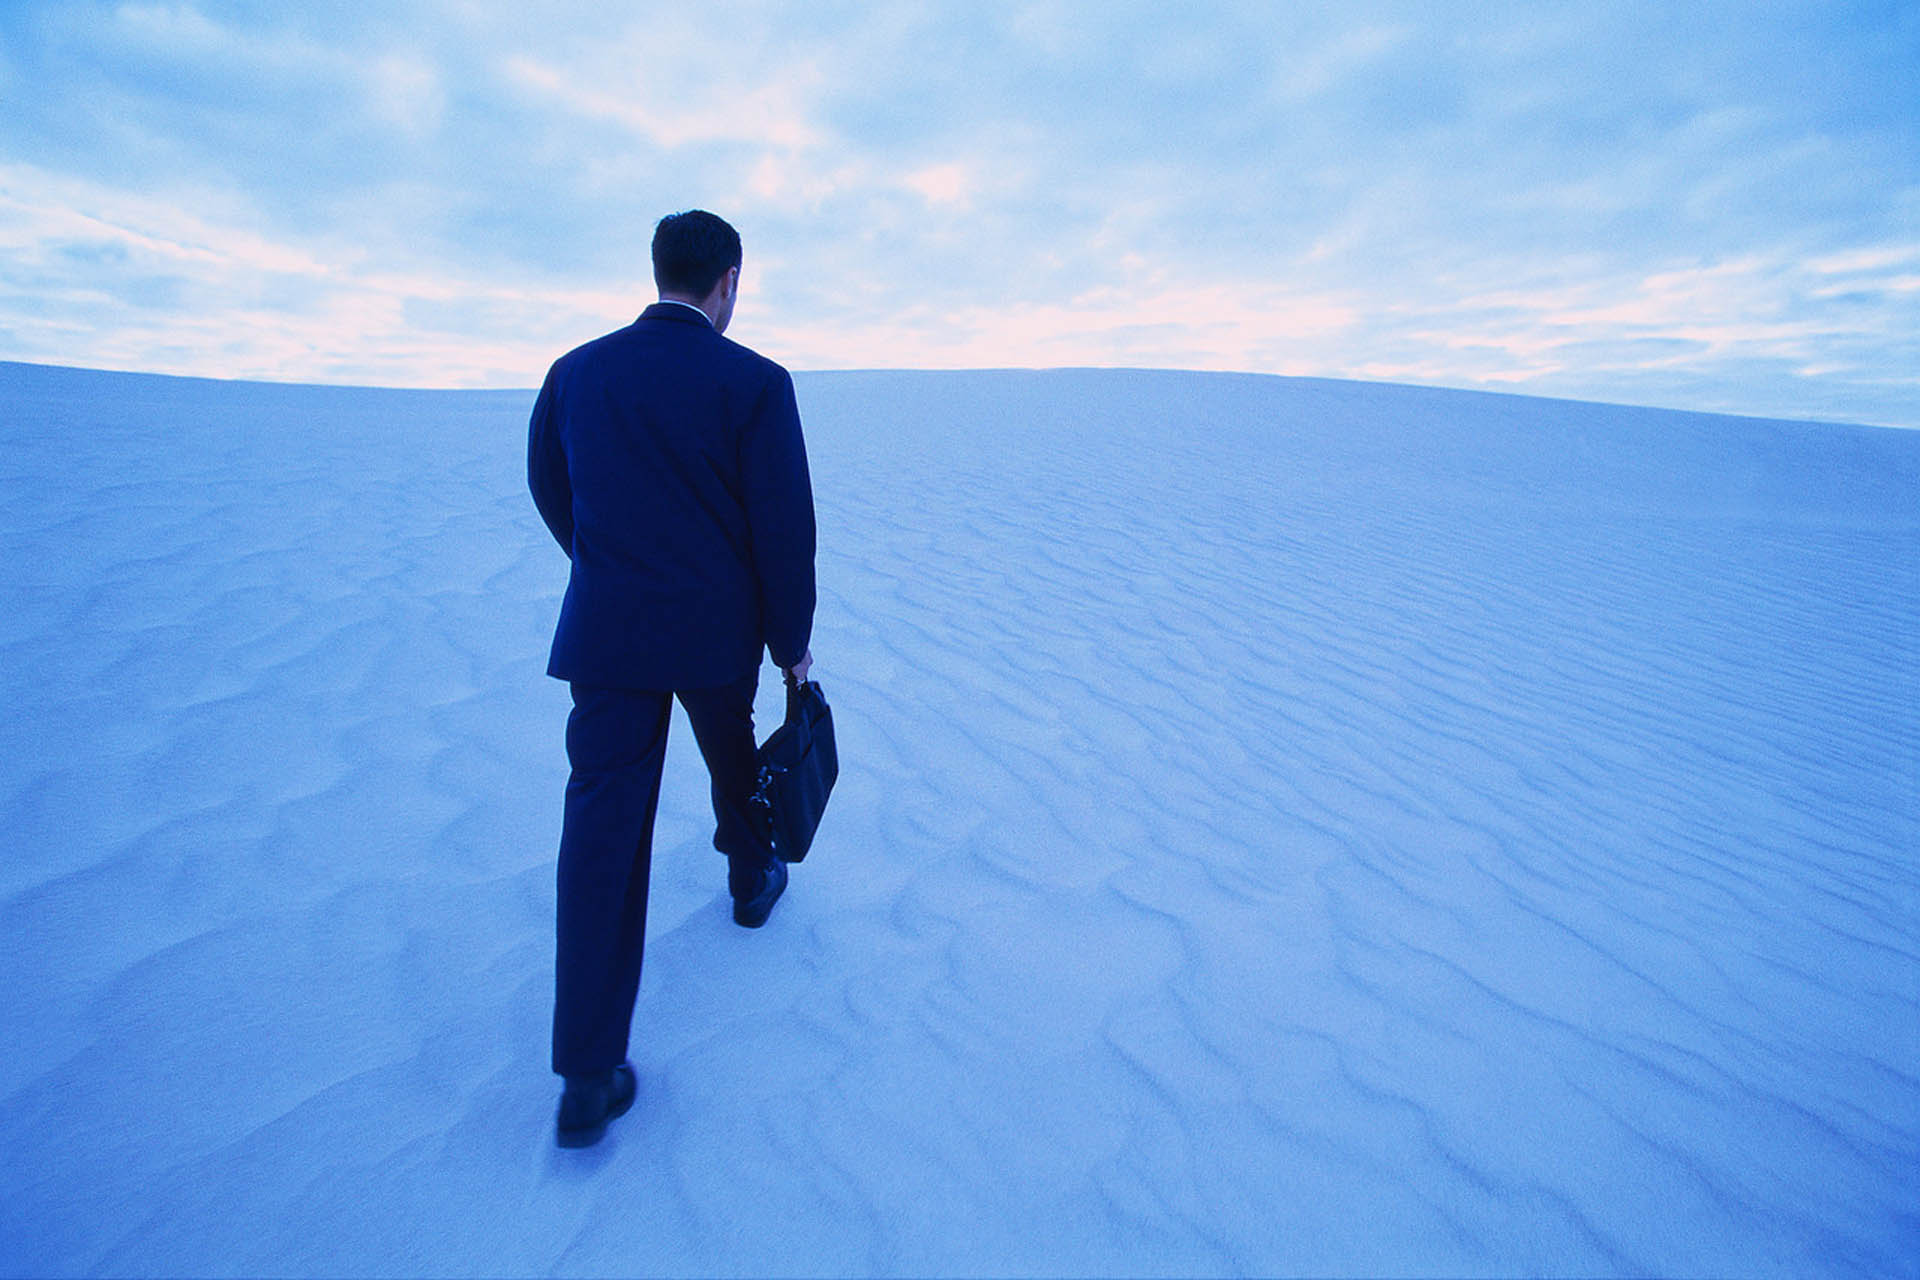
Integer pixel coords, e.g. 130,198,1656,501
653,210,743,332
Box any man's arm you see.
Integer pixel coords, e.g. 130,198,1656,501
527,365,574,556
741,366,816,671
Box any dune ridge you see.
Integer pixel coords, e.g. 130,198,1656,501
1,360,1914,1277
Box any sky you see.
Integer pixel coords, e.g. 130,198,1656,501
1,1,1916,426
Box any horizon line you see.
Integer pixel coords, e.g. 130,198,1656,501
3,355,1911,433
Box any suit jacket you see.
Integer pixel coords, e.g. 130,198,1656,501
528,303,816,689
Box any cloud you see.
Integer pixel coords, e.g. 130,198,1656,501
501,53,824,151
0,0,1913,425
0,158,635,387
363,53,445,136
902,163,971,208
0,163,331,279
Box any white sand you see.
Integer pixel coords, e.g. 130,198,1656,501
1,359,1914,1277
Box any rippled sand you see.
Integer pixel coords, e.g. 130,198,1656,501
1,361,1914,1276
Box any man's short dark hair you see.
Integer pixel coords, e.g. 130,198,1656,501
652,210,743,297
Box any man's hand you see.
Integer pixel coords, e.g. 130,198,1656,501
785,648,813,684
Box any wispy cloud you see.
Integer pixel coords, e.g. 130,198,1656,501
0,0,1914,425
501,53,824,151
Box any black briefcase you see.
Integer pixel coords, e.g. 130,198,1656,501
752,673,837,863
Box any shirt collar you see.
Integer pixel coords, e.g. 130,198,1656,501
653,298,715,326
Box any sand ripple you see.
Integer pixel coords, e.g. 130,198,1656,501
1,362,1914,1276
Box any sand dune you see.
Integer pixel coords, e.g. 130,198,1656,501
1,360,1914,1276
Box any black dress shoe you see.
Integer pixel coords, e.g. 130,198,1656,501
556,1061,636,1148
732,857,788,928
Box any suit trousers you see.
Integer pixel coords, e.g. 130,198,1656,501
551,671,769,1078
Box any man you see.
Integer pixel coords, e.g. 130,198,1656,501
528,210,816,1148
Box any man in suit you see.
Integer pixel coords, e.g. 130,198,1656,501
528,210,816,1147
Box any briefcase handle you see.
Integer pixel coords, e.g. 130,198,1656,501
782,666,814,720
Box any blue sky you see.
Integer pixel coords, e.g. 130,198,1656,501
1,1,1915,425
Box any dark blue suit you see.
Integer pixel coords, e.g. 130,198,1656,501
529,302,815,687
529,303,816,1077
